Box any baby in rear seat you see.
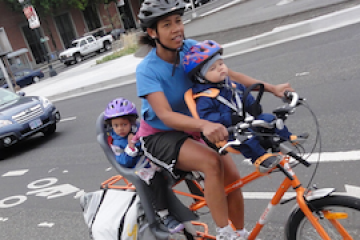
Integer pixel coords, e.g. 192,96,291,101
104,97,184,234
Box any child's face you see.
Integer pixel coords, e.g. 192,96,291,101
111,117,132,137
204,59,228,83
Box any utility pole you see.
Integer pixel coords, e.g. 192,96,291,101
0,53,15,92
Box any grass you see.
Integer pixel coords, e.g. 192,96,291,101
96,32,139,65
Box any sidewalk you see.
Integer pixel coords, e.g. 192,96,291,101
22,0,360,102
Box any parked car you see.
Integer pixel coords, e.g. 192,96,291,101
2,68,44,88
110,28,126,40
0,88,60,150
59,34,113,66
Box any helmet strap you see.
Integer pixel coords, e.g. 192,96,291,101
194,72,210,84
154,37,183,76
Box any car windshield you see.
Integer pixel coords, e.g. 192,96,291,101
0,88,20,106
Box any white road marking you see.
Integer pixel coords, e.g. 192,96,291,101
63,170,68,173
243,192,296,200
106,167,112,172
345,184,360,198
48,168,57,173
59,116,76,122
241,150,360,164
200,0,245,17
295,72,310,77
2,170,29,177
304,151,360,163
244,185,359,200
0,217,9,222
276,0,294,6
38,222,55,227
74,190,85,199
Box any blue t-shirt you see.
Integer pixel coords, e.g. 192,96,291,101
136,39,197,130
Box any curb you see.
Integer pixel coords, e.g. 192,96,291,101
48,73,137,102
222,4,360,57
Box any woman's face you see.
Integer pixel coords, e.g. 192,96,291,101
152,14,184,49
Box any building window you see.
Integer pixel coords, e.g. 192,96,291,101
54,13,76,49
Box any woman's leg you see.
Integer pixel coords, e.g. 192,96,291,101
222,154,245,230
175,138,229,228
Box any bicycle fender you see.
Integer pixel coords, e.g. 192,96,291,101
305,188,336,201
284,188,336,240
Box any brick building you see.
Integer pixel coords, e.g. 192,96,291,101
0,0,143,67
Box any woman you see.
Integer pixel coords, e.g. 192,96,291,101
135,1,293,239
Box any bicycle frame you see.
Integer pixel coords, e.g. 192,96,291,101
101,155,353,240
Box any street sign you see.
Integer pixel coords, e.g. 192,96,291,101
23,5,40,29
117,0,124,7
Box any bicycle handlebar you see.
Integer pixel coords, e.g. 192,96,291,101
219,92,309,166
284,91,300,108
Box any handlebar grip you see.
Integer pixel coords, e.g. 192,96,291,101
284,90,292,99
288,152,311,167
227,126,236,134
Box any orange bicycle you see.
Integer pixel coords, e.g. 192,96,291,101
97,91,360,240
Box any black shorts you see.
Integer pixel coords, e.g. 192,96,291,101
139,131,191,178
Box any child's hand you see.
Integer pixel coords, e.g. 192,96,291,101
125,145,138,157
127,133,135,150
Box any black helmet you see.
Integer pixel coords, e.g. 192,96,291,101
138,0,186,30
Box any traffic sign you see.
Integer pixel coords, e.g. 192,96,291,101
23,5,40,29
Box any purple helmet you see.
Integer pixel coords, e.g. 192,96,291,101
104,98,138,121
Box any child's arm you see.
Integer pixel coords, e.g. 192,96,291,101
111,137,139,168
197,97,233,127
127,133,136,150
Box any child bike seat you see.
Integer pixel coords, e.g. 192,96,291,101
96,113,198,240
184,89,241,154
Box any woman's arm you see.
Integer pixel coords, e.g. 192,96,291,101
146,91,228,143
228,69,294,97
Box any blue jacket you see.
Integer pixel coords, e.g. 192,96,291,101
110,124,142,168
192,77,255,127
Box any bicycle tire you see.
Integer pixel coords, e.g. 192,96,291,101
285,195,360,240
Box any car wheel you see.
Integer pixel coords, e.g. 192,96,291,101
33,76,40,83
104,41,112,51
43,124,56,136
74,53,82,63
64,62,71,66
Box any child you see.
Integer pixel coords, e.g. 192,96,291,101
183,40,302,172
103,98,184,234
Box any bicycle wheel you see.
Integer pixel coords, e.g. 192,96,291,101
285,195,360,240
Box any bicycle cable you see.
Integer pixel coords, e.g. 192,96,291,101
300,101,322,190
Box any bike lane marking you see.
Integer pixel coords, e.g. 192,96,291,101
2,169,28,177
0,169,86,229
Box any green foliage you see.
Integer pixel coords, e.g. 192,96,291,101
96,45,139,65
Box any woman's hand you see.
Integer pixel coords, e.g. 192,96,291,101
272,83,294,98
201,121,228,144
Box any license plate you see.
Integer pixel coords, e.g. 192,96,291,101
29,119,43,129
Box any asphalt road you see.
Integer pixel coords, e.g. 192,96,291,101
1,22,360,240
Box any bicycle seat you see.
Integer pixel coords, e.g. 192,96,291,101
96,113,198,239
184,89,241,154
